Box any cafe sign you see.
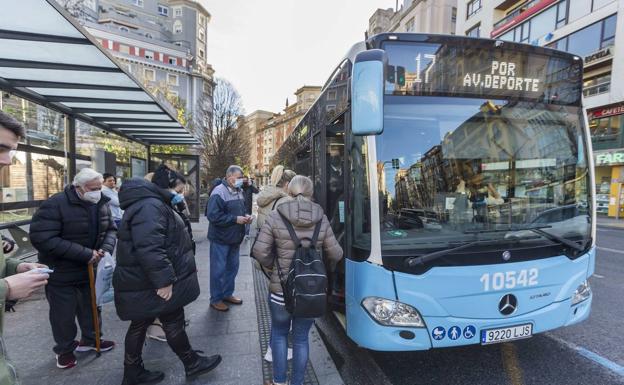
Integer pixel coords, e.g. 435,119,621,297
588,103,624,120
595,150,624,166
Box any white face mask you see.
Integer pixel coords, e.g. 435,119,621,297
81,190,102,204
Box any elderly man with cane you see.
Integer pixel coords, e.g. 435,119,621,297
30,168,117,369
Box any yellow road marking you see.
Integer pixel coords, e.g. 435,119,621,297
501,343,525,385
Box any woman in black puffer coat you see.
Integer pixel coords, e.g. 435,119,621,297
114,165,221,385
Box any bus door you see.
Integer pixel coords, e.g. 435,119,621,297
326,113,347,308
312,132,326,209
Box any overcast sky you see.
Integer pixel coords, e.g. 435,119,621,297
201,0,396,114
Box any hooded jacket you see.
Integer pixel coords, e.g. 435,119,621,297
207,181,246,245
252,198,344,294
113,178,199,321
30,185,117,285
256,186,290,230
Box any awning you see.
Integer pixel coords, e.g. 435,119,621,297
0,0,199,145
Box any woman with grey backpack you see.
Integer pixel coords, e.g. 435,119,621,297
252,175,343,385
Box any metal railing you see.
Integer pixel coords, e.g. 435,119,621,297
583,82,610,97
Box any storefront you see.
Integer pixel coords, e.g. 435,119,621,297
587,102,624,217
0,1,200,260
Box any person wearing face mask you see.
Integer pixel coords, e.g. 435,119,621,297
206,165,251,312
30,168,117,370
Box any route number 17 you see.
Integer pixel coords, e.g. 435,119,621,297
479,269,538,292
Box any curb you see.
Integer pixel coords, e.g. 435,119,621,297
597,224,624,230
309,324,345,385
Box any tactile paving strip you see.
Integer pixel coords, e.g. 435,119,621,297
252,261,319,385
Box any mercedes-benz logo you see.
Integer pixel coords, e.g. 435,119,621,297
498,294,518,316
502,251,511,261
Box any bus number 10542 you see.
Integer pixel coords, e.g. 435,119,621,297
479,269,538,292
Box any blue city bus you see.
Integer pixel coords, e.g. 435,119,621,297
272,33,595,350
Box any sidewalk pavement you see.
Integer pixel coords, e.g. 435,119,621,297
596,215,624,230
3,218,342,385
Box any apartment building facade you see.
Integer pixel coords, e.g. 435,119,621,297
368,0,457,36
74,0,214,126
456,0,624,217
240,86,321,184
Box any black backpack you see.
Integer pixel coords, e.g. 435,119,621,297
277,213,327,318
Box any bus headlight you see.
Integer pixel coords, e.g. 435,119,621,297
571,280,591,305
361,297,425,327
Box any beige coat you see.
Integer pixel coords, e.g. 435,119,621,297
252,199,343,294
256,186,291,229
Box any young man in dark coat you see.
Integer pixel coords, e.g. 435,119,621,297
206,165,251,312
30,168,117,370
114,165,221,384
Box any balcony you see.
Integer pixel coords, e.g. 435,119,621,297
583,83,611,98
493,0,539,29
491,0,557,37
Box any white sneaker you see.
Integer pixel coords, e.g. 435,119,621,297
264,346,293,362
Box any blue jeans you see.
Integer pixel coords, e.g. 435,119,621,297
209,242,240,304
269,296,314,385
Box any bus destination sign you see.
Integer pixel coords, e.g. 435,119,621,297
382,41,581,105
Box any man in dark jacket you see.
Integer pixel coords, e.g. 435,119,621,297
206,165,251,312
114,166,221,384
30,168,117,370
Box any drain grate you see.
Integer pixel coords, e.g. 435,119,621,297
252,260,319,385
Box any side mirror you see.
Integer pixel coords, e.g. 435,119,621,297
351,49,386,136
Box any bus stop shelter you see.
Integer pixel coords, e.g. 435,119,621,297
0,0,201,257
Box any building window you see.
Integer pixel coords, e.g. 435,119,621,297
167,73,179,86
174,20,182,34
556,0,568,29
158,5,169,16
589,115,620,142
144,68,155,81
583,73,611,97
405,17,415,32
198,28,205,42
451,7,457,23
466,0,482,19
168,57,177,65
174,7,182,17
199,14,206,26
144,50,154,60
466,24,481,38
549,14,617,57
199,48,205,59
132,0,143,7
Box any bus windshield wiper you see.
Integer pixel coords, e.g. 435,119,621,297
468,224,585,252
406,224,585,267
406,237,511,267
509,227,585,252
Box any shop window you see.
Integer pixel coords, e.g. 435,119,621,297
1,94,65,152
589,115,620,142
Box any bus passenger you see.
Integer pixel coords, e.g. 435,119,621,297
252,175,343,385
256,165,296,230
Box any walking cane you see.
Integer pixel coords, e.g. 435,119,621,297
88,263,102,357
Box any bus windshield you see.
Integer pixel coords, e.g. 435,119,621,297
374,95,591,253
